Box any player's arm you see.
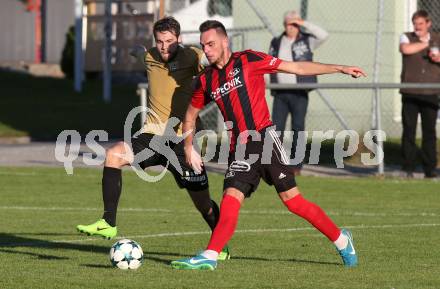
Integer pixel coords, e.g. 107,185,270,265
200,53,210,67
129,45,147,63
191,46,209,71
277,60,367,78
183,104,204,173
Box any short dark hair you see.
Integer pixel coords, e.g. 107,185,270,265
412,10,431,22
199,20,228,37
153,16,180,39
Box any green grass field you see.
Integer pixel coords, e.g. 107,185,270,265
0,167,439,289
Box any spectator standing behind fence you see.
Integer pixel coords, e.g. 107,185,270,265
399,10,440,178
268,10,328,176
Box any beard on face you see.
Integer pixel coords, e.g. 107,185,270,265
159,42,179,62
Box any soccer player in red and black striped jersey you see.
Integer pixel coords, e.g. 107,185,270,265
171,20,367,271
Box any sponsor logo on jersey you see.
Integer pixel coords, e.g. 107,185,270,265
229,160,251,172
210,77,243,100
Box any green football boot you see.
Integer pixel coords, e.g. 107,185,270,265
218,245,231,261
76,219,117,240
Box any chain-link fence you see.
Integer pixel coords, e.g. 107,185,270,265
168,0,440,140
420,0,440,31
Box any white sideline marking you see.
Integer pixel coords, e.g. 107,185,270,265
0,206,438,218
0,206,171,212
326,211,439,217
0,171,98,178
2,223,439,247
0,171,38,176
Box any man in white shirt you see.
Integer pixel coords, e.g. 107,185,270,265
399,10,440,178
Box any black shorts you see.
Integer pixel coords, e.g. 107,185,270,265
130,133,208,191
223,126,297,197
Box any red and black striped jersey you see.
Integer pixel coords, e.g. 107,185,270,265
191,50,282,148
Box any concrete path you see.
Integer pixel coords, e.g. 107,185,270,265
0,141,432,179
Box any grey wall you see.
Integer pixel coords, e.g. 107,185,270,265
0,0,75,63
0,0,35,62
45,0,75,63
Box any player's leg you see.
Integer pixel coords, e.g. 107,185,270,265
187,189,219,230
184,180,232,260
265,127,357,267
167,147,230,260
187,188,232,260
170,188,246,270
77,134,159,239
278,188,357,267
167,145,220,230
77,141,133,239
188,190,231,261
171,149,261,270
203,187,244,255
102,141,134,225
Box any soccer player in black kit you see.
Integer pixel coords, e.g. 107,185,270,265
171,20,366,270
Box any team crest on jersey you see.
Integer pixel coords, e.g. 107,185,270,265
228,68,240,78
168,61,178,71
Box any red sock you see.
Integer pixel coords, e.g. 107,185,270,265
284,194,341,242
206,194,241,253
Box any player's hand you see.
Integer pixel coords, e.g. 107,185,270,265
341,66,367,78
129,44,146,59
184,145,203,174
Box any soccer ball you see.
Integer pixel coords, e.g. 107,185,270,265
109,239,144,270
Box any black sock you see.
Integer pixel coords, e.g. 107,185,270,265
202,200,220,231
101,167,122,227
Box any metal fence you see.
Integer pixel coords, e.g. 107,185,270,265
137,0,440,173
168,0,440,139
420,0,440,32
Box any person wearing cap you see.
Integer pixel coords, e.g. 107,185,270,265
268,10,329,176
